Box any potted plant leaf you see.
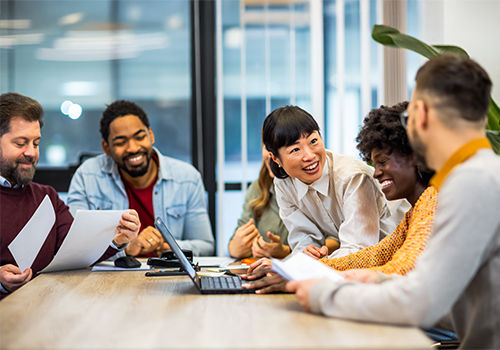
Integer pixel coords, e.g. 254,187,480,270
372,24,500,153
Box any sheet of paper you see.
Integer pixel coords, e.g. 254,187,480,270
91,261,152,272
193,256,235,267
40,210,125,273
197,270,226,277
8,195,55,272
271,253,345,282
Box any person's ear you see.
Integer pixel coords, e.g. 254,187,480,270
149,128,155,145
270,152,282,167
414,99,429,131
102,140,111,156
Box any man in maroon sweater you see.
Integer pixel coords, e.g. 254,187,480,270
0,92,140,298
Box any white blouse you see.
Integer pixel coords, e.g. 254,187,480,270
274,150,408,258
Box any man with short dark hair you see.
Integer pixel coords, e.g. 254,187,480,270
287,55,500,349
67,100,214,257
0,93,140,297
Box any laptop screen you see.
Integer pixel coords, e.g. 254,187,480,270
155,217,197,280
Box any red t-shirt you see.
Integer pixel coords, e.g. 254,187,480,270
122,153,158,257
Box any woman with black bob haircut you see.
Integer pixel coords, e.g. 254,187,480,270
260,105,406,260
262,106,320,179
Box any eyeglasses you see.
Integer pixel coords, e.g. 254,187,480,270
400,111,409,129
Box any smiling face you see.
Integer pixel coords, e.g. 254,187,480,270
102,114,155,178
371,148,422,204
0,117,41,185
272,131,326,185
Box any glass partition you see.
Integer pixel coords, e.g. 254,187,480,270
0,0,192,166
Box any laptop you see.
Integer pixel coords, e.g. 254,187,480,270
155,217,255,294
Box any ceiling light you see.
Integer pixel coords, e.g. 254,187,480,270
59,13,84,26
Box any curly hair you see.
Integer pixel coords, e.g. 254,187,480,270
100,100,150,142
356,102,410,163
356,101,434,186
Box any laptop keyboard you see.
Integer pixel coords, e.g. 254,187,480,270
200,276,244,291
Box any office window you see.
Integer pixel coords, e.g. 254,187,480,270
324,0,421,158
215,0,318,254
0,0,192,166
324,0,378,158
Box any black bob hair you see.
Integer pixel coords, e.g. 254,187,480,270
262,105,320,179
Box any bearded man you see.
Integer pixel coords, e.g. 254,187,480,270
0,93,139,298
67,100,214,257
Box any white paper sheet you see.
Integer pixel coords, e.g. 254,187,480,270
193,256,236,267
8,195,55,272
40,210,125,273
271,253,345,282
91,261,152,272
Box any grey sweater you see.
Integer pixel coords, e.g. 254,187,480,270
309,149,500,349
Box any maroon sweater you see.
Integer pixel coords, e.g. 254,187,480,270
0,182,118,281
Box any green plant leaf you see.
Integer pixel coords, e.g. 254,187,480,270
372,24,500,137
371,25,400,46
372,25,439,59
432,45,469,58
487,97,500,131
486,129,500,154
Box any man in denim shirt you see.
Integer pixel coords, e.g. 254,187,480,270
67,100,214,257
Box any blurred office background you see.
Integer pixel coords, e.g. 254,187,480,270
1,0,499,255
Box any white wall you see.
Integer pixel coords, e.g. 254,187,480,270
420,0,500,102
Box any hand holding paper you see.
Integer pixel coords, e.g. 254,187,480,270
113,210,140,246
271,252,345,282
271,253,345,312
41,210,126,273
0,264,33,293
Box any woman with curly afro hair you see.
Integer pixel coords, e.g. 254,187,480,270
319,101,437,281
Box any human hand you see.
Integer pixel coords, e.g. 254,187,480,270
341,269,379,284
125,225,168,257
228,219,260,258
251,232,291,259
303,245,328,259
0,264,32,293
242,271,288,294
242,257,273,280
113,210,140,246
286,279,318,312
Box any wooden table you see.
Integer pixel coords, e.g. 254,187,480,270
0,269,432,349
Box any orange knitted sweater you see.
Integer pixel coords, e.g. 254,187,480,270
320,186,437,275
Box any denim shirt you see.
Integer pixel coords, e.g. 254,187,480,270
67,148,214,256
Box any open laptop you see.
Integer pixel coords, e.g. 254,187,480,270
155,217,255,294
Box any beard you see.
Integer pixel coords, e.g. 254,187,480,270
409,128,430,171
117,150,151,178
0,153,37,186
